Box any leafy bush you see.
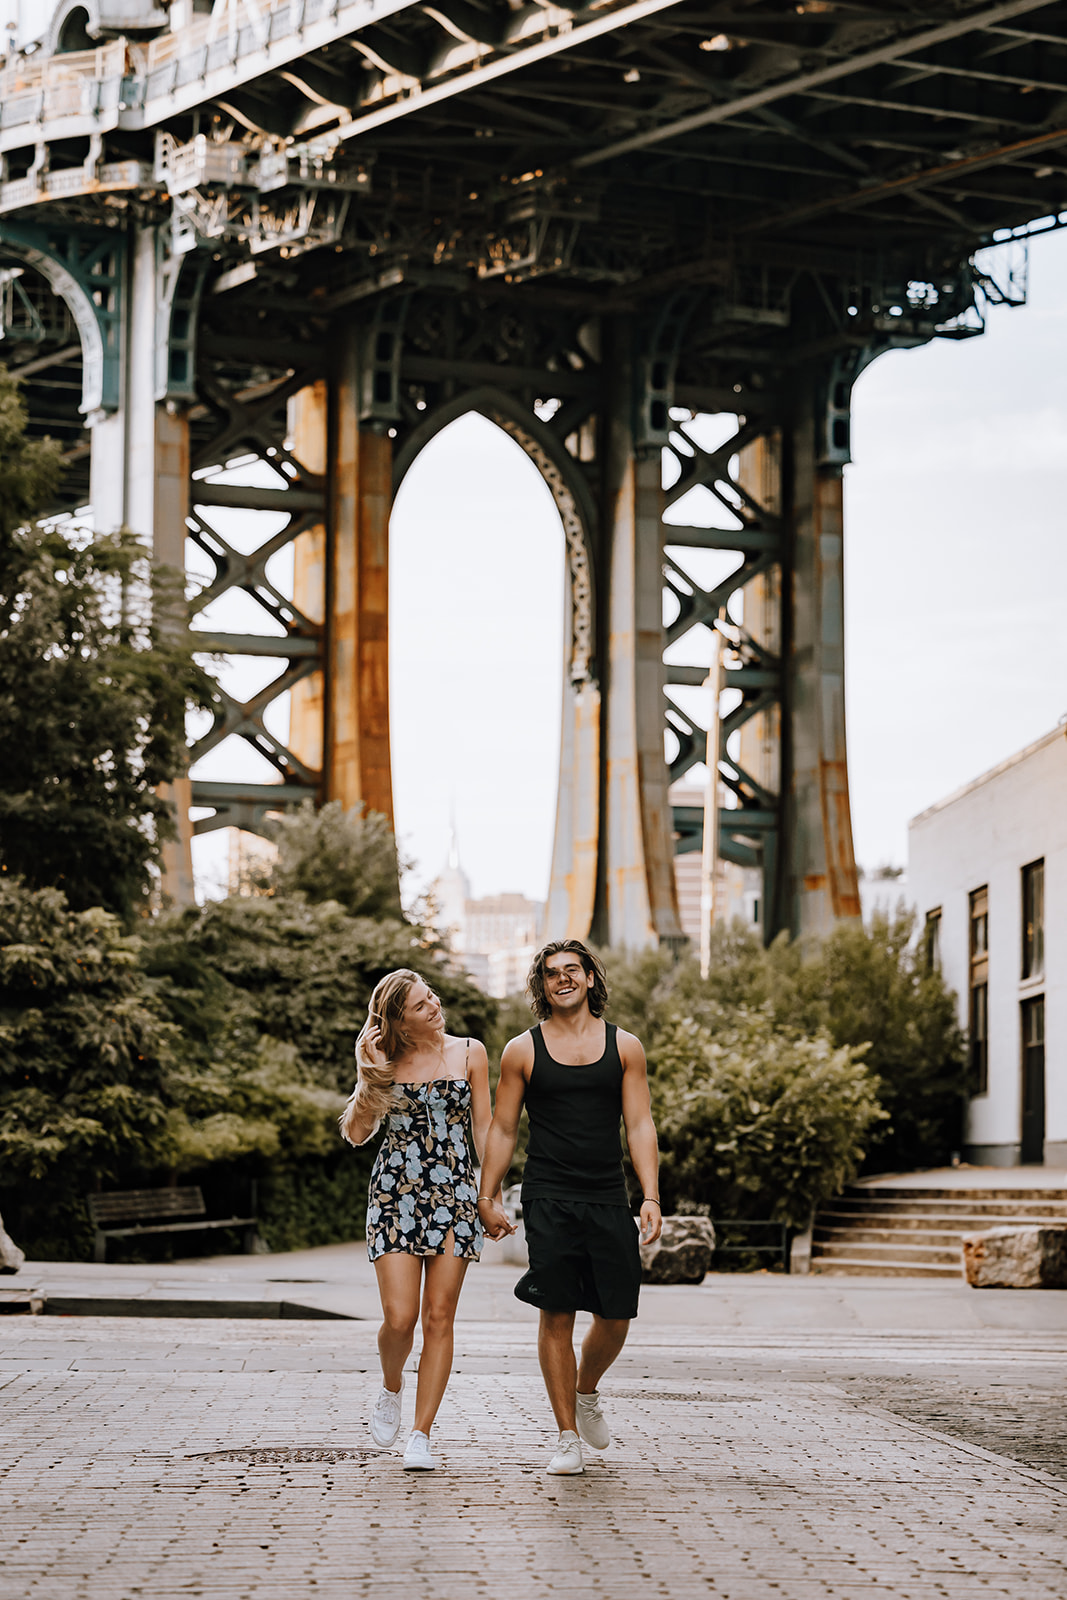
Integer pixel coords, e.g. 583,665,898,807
0,881,178,1192
635,913,966,1177
0,801,497,1259
651,1008,886,1226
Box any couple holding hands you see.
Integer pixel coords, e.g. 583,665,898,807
339,938,662,1476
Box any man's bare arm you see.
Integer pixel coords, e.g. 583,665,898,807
619,1031,662,1245
477,1035,530,1239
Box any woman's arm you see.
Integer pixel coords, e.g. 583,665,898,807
466,1040,492,1165
339,1097,379,1147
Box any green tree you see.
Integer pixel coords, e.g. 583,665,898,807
0,519,211,921
265,799,402,919
0,363,62,549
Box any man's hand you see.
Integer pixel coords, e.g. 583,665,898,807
478,1197,516,1241
639,1200,662,1246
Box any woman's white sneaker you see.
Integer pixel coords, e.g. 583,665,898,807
369,1381,403,1447
546,1430,584,1475
575,1389,611,1450
402,1430,437,1470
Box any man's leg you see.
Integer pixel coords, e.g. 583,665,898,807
577,1315,630,1394
538,1309,579,1433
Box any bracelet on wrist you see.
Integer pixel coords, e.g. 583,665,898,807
643,1197,661,1207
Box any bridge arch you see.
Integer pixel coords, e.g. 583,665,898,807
390,384,602,935
393,384,597,691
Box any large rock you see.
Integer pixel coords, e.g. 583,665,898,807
0,1213,25,1274
640,1215,716,1285
962,1226,1067,1289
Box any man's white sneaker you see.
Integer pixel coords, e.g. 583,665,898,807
546,1430,584,1475
402,1430,437,1471
369,1381,403,1447
575,1389,611,1450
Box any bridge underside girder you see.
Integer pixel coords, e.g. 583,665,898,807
2,0,1063,940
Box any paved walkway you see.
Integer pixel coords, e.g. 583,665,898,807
3,1268,1067,1599
11,1240,1067,1329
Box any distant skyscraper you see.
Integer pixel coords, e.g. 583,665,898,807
430,831,543,997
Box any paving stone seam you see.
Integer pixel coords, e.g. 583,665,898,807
853,1403,1067,1499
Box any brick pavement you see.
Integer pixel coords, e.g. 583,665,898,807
2,1317,1067,1600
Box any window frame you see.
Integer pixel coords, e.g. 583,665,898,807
1021,859,1044,983
968,886,989,1095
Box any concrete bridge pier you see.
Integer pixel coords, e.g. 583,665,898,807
86,220,197,907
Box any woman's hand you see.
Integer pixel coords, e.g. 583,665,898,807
362,1024,388,1071
477,1196,516,1241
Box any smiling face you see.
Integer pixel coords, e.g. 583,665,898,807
543,951,594,1015
401,978,445,1041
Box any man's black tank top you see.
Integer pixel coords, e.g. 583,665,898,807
521,1022,628,1205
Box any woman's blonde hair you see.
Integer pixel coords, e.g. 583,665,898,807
338,968,437,1144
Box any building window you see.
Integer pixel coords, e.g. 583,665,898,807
1021,995,1045,1164
969,887,989,1094
1022,859,1044,981
969,982,988,1094
924,908,942,972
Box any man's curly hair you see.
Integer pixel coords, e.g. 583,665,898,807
526,940,609,1022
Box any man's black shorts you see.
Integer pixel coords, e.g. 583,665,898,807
514,1197,642,1321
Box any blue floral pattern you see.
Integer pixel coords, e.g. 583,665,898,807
366,1078,482,1261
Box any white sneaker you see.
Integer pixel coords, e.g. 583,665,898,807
369,1381,403,1447
575,1389,611,1450
402,1430,437,1471
546,1430,584,1475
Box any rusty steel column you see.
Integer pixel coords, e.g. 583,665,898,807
325,327,394,823
784,384,861,936
154,402,196,907
598,330,683,949
288,380,327,777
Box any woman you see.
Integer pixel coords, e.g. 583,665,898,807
339,969,492,1471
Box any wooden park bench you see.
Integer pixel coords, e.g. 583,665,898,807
87,1186,259,1264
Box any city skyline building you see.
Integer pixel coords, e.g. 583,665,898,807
430,832,542,998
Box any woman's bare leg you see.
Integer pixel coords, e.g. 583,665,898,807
413,1244,469,1436
373,1253,422,1391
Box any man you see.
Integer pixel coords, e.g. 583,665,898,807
477,939,662,1476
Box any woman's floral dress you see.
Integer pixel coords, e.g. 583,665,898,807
366,1074,482,1261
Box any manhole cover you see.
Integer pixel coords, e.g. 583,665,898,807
189,1446,377,1466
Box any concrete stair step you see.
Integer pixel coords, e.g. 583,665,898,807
810,1258,963,1279
823,1198,1067,1219
845,1186,1067,1202
816,1210,1066,1232
812,1240,959,1265
814,1226,966,1248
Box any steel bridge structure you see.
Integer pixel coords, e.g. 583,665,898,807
1,0,1063,945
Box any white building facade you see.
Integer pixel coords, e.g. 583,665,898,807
908,725,1067,1168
